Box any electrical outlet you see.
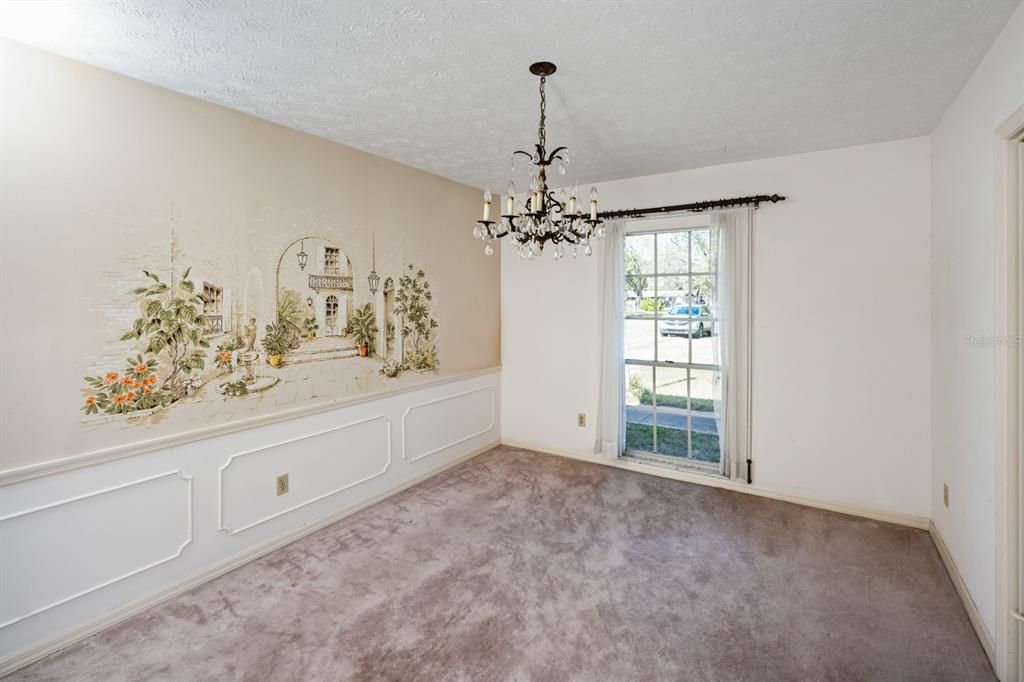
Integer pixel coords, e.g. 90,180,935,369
276,473,289,496
577,413,586,427
943,483,949,508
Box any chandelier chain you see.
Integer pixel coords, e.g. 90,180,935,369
538,76,546,155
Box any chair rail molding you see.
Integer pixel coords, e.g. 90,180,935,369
401,386,496,463
0,470,193,629
217,414,392,535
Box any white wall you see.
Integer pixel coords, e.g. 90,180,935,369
502,137,933,519
0,370,500,672
930,1,1024,642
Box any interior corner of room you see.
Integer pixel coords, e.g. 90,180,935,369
1,1,1023,680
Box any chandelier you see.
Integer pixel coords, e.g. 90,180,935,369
475,61,604,260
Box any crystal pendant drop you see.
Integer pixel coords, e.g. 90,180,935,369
584,243,593,256
558,161,566,176
572,246,578,258
484,243,494,256
472,225,482,239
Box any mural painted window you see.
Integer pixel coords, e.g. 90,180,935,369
324,247,341,275
203,282,224,335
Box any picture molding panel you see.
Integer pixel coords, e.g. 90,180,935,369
401,387,496,463
0,470,194,629
218,414,392,535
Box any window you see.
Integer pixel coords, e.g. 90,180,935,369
203,282,224,334
324,247,341,275
623,227,722,466
202,283,223,314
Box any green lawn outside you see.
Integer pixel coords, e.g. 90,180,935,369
625,422,721,463
634,387,715,412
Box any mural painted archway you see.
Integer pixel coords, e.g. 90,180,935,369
275,236,353,339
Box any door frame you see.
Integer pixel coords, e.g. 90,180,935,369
996,104,1024,682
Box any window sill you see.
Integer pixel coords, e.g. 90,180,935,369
620,450,724,477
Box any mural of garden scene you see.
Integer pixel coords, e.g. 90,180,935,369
80,234,440,423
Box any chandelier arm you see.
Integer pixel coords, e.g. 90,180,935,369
545,146,568,165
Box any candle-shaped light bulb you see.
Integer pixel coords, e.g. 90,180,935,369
483,188,492,221
506,181,515,215
590,186,598,220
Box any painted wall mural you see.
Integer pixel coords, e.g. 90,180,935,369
79,244,441,425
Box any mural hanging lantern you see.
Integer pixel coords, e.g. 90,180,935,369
306,296,313,307
368,232,380,295
296,241,309,271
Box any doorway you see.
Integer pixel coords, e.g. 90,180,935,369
325,295,339,336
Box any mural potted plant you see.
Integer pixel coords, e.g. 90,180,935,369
261,321,289,368
350,303,377,358
303,316,318,341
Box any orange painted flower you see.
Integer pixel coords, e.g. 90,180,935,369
85,395,97,406
144,374,158,387
103,372,119,385
112,393,131,405
134,363,149,374
120,376,136,388
218,351,232,363
143,388,153,395
125,391,136,401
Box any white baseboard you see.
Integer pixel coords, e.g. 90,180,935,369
0,441,498,678
929,521,996,666
501,439,931,530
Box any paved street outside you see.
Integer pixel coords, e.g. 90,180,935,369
625,404,717,433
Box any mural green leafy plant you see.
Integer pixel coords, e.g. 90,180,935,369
350,303,378,350
394,264,439,371
379,359,402,378
219,379,249,397
261,322,290,357
120,268,211,398
81,269,212,415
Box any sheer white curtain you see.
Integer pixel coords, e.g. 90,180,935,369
595,220,626,459
712,207,754,481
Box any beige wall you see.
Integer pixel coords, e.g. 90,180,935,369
0,39,500,471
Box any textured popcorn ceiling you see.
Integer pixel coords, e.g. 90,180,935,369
0,0,1018,190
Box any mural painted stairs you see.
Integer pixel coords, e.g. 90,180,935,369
287,338,360,365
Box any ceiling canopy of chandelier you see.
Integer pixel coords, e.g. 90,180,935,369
475,61,604,261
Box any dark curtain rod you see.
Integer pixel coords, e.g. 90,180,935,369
597,193,786,220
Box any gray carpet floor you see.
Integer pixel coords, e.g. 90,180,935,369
9,446,994,681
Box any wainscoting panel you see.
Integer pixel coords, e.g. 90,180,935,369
0,471,192,629
219,415,391,534
402,387,495,462
0,369,499,675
